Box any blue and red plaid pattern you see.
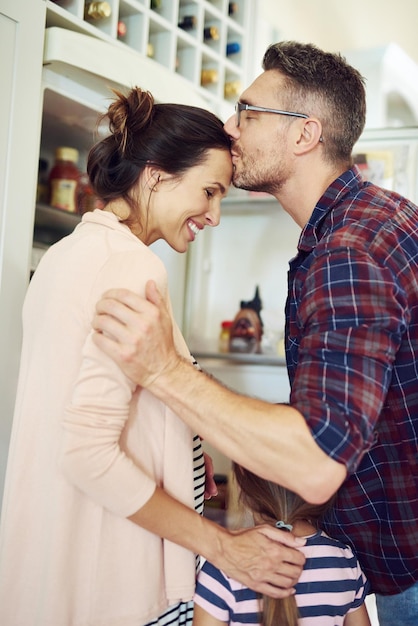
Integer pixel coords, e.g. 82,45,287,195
286,166,418,594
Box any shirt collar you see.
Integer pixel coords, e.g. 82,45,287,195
298,166,364,252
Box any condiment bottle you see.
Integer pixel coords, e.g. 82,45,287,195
226,42,241,56
204,26,219,41
117,20,127,40
78,172,104,215
224,80,241,99
84,1,111,21
49,147,80,213
201,69,218,85
178,15,197,30
219,320,233,353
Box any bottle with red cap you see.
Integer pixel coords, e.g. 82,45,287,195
49,147,80,213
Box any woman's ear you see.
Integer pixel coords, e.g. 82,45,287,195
143,165,161,191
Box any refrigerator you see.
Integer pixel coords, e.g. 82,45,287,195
0,0,254,508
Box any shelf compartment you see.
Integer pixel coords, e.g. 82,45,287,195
201,48,223,96
149,0,176,22
83,0,118,37
225,20,243,62
176,33,200,82
226,0,245,27
148,16,175,68
117,1,148,52
202,9,223,54
178,0,201,39
47,0,80,19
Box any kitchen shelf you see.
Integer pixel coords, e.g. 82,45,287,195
182,192,301,357
221,188,280,213
192,350,286,366
33,204,81,246
45,0,254,115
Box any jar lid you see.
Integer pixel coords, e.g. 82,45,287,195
55,147,79,163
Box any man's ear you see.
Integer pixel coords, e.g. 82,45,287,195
295,117,323,155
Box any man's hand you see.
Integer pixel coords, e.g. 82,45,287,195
92,280,180,387
219,524,306,598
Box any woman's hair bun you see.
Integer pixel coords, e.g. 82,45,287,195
106,87,155,156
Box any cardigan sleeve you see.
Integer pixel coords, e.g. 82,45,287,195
59,248,170,517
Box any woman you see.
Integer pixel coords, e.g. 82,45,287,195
0,88,303,626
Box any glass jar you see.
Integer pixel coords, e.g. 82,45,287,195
49,147,80,213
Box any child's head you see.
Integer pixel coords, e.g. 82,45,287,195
233,462,333,528
232,463,335,626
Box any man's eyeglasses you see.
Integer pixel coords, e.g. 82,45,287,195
235,101,308,127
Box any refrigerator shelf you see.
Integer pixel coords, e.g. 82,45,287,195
34,203,81,246
193,351,286,366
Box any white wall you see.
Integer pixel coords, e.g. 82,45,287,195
258,0,418,66
250,3,418,129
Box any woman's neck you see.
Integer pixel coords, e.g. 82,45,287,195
104,199,131,221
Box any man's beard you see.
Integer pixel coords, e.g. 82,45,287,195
232,154,283,194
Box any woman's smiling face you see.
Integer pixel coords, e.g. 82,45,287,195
144,148,232,252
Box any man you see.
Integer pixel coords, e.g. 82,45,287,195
93,42,418,625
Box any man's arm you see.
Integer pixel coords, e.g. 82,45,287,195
92,281,347,504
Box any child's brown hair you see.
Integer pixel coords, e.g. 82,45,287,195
233,463,335,626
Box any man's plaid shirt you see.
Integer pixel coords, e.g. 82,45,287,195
286,166,418,594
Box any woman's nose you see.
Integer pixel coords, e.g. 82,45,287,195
205,201,221,227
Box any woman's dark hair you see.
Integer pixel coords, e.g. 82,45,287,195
233,462,335,626
262,41,366,163
87,87,230,226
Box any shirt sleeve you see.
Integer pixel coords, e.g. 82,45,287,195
59,249,169,517
194,561,233,623
348,562,370,612
290,245,407,472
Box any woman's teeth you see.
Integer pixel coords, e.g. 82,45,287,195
188,221,199,236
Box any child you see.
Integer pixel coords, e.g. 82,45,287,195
193,464,371,626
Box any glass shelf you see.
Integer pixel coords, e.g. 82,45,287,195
34,203,81,245
192,350,286,366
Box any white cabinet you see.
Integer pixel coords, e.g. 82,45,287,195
46,0,254,117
